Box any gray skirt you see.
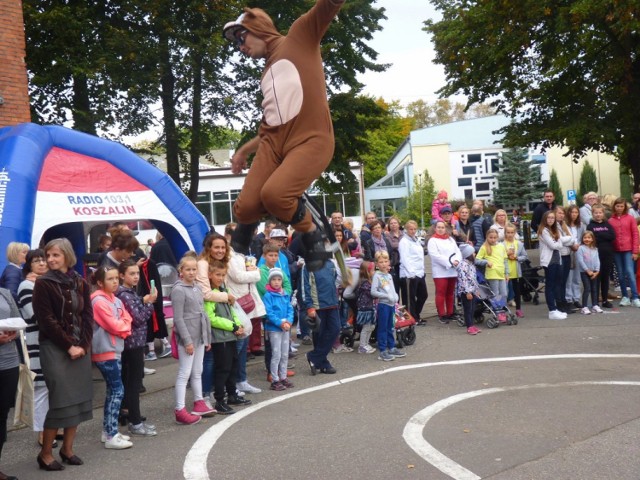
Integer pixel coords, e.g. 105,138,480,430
40,339,93,429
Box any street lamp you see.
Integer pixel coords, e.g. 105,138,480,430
417,172,424,230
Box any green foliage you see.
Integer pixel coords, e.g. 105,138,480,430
425,0,640,190
492,147,545,208
395,169,436,227
620,163,634,201
405,99,495,130
548,169,563,205
577,160,599,204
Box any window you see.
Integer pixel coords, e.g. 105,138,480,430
491,158,500,173
344,193,360,217
458,178,472,187
467,153,482,163
476,182,490,191
392,170,406,186
464,189,473,201
532,154,546,164
462,166,476,175
196,203,212,224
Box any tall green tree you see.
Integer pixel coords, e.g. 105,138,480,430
397,169,436,228
578,160,599,203
425,1,640,190
405,98,495,130
492,148,544,208
548,169,563,205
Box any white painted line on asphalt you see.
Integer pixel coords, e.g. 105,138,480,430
403,381,640,480
184,354,640,480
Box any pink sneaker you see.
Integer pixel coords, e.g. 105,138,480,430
467,326,481,335
175,407,201,425
191,400,216,417
497,312,508,323
515,309,524,318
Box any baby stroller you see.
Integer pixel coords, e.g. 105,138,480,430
457,282,518,329
520,259,545,305
394,304,417,348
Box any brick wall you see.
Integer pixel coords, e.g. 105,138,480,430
0,0,31,128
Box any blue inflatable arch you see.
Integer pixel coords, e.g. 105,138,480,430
0,123,209,273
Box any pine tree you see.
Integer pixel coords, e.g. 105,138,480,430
548,169,564,205
577,161,599,204
492,148,545,208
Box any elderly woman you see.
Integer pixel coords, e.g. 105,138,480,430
363,220,393,262
0,242,29,302
33,238,93,471
17,249,53,449
0,288,21,480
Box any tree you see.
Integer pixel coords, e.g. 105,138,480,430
405,98,495,130
425,1,640,190
395,169,436,228
492,148,544,208
548,169,563,205
577,160,599,204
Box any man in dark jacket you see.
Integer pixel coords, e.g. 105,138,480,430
531,190,556,232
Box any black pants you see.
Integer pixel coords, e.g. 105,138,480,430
0,366,19,459
402,276,428,321
598,249,614,303
460,295,476,328
509,278,522,310
212,341,238,402
580,272,600,307
121,347,144,424
555,254,571,305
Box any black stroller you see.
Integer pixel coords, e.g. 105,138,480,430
520,259,545,305
457,281,518,329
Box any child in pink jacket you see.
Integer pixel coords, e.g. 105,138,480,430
431,190,452,224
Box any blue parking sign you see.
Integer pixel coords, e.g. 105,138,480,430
567,190,576,201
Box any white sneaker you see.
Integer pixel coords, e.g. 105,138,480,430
290,346,299,354
619,297,631,307
101,431,131,443
632,298,640,308
236,381,262,394
204,398,214,410
591,305,604,313
549,310,566,320
580,307,591,315
508,300,516,307
332,344,353,353
143,367,156,375
104,433,133,449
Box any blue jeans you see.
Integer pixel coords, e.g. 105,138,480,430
201,349,215,395
95,359,124,437
307,308,340,370
614,251,639,299
235,336,249,383
544,263,562,311
376,303,395,352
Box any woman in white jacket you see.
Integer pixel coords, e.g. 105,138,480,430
537,211,570,320
399,220,428,325
225,248,266,395
427,221,462,323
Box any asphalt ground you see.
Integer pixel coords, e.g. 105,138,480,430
4,250,640,480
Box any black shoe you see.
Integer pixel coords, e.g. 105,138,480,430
573,301,582,309
59,451,83,465
139,384,146,393
227,395,252,406
230,222,259,255
307,355,317,376
37,455,65,471
438,316,450,324
320,366,337,374
602,301,613,308
0,470,18,480
247,352,255,360
252,350,264,356
301,229,332,271
214,402,235,415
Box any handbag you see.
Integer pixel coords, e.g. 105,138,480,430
170,326,179,359
13,331,36,427
231,302,253,339
237,285,256,314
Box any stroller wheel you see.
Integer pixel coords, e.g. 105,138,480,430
340,333,355,348
402,326,416,346
486,317,499,329
533,296,539,306
456,316,466,327
507,314,518,326
395,330,404,348
474,313,485,324
522,292,532,302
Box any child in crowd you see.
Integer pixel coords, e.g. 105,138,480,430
587,205,616,308
205,261,250,414
116,259,157,436
172,254,214,425
565,205,585,309
476,229,509,322
262,268,294,391
456,244,482,335
503,225,528,318
355,261,376,354
371,251,405,362
576,231,602,314
91,265,133,449
257,244,292,296
431,189,451,224
538,211,569,320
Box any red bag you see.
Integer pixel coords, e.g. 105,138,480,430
170,327,179,359
237,292,255,314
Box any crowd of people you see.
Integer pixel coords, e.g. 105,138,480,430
0,188,639,479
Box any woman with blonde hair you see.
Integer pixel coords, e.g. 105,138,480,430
398,220,428,324
0,241,29,302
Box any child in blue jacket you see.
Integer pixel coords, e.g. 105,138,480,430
262,268,294,391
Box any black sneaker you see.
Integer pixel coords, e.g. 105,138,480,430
227,395,252,406
230,222,259,255
602,301,613,308
573,301,582,309
438,316,450,324
301,229,332,271
214,402,235,415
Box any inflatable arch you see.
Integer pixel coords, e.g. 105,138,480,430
0,123,209,273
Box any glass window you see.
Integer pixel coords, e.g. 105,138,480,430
371,200,383,219
532,154,546,163
467,153,481,163
462,166,476,175
213,191,229,201
344,193,360,217
464,189,473,200
393,170,406,186
197,192,211,202
230,189,241,200
325,194,343,215
213,202,232,225
491,158,500,173
380,176,394,186
196,203,212,224
476,182,490,191
458,178,472,187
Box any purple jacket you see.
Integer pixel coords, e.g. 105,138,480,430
116,285,154,349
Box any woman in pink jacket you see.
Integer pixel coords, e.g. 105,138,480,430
609,197,640,307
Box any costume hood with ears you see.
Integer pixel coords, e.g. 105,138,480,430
223,8,284,54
